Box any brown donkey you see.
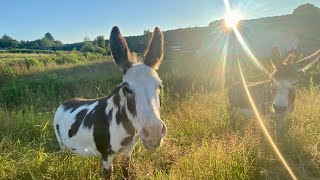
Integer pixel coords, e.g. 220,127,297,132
228,46,320,132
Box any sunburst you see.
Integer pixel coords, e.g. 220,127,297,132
224,10,243,28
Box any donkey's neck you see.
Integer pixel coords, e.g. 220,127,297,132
106,83,137,137
261,80,273,116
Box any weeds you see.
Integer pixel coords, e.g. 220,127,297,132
0,53,319,179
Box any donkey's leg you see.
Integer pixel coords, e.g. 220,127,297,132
122,156,131,179
122,141,137,179
275,117,286,140
102,155,114,180
53,123,68,152
229,108,237,130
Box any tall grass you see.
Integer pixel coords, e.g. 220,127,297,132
0,52,319,179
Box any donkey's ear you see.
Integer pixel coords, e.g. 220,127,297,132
144,27,164,70
283,53,296,65
270,46,283,69
110,26,136,72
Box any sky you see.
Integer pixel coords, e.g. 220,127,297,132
1,0,319,43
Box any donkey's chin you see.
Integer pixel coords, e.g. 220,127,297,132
141,138,163,150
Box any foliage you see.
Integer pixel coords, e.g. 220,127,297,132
81,36,110,55
1,3,319,56
0,33,108,56
44,32,55,41
125,29,152,53
81,40,95,53
0,34,19,48
94,35,106,48
0,52,109,78
24,57,40,69
0,53,320,179
3,49,55,54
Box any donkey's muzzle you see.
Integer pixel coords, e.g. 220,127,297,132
140,121,167,150
273,104,287,114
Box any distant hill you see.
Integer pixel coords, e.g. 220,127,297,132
1,3,318,58
234,3,319,57
122,3,319,59
159,3,320,58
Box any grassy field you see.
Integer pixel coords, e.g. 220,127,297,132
0,52,320,179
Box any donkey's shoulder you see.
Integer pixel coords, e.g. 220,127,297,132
62,98,99,113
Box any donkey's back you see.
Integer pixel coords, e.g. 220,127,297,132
228,81,270,118
54,97,108,156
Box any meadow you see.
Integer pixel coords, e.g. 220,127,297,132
0,52,319,180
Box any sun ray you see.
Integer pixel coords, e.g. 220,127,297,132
223,0,298,179
232,27,269,74
223,0,269,75
225,10,243,28
237,59,297,180
220,34,229,89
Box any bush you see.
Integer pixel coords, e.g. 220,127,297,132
24,57,40,68
94,47,107,55
81,41,95,53
6,49,55,54
84,52,105,61
40,56,53,65
53,53,78,64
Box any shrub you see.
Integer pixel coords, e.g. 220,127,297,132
24,57,40,69
94,47,107,55
40,56,53,65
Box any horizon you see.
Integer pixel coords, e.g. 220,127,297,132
1,0,319,44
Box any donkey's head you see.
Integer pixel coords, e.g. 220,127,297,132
110,26,166,150
270,46,319,116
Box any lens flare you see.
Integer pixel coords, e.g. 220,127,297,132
225,11,243,28
232,28,269,74
223,0,297,179
219,34,229,89
237,60,297,180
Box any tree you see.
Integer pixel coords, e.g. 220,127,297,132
81,37,95,53
44,32,55,41
40,33,63,49
83,36,91,42
143,29,151,46
95,35,105,48
94,46,107,55
41,37,53,49
0,34,19,48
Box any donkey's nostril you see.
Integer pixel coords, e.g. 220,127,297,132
160,123,167,137
142,128,150,138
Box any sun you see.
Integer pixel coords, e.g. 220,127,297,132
224,10,243,28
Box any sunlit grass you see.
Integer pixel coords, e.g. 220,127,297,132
0,50,320,179
237,61,297,180
1,88,320,179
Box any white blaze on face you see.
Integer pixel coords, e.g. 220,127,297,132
273,80,298,109
122,63,166,148
109,26,166,149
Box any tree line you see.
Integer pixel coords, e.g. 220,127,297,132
0,33,111,55
0,30,152,55
0,33,62,50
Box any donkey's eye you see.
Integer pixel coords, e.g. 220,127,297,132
123,86,134,95
292,82,298,86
